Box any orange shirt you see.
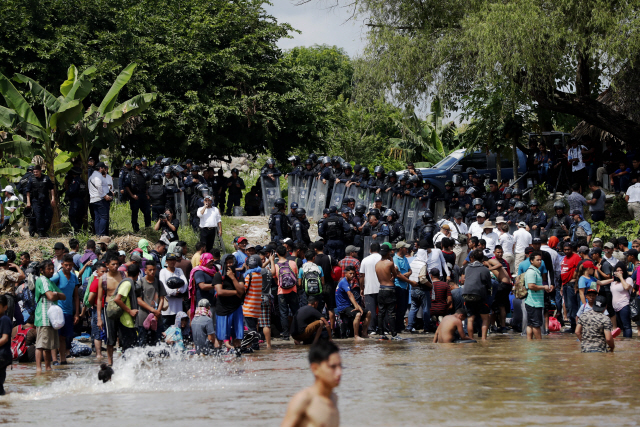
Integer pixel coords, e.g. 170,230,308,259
243,272,262,318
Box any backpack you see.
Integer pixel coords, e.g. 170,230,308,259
302,267,322,296
513,271,528,299
106,278,134,319
11,324,33,360
277,260,297,290
83,273,106,308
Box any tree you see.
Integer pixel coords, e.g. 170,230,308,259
352,0,640,145
0,0,330,161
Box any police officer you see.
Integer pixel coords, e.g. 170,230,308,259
508,201,530,227
302,158,316,179
385,208,405,244
140,157,151,181
261,158,282,180
417,178,437,210
87,157,96,178
317,208,330,239
119,159,133,202
351,204,367,249
362,211,390,241
337,163,355,185
25,165,55,237
440,180,455,211
190,184,208,230
151,155,164,176
369,166,386,194
319,206,350,260
287,202,299,224
319,156,334,185
527,199,548,238
544,200,572,239
184,165,203,199
490,199,509,222
357,167,371,190
125,160,151,232
285,155,303,178
214,169,227,210
268,198,292,242
340,207,356,244
225,168,245,216
291,208,311,246
466,198,486,224
148,174,168,220
66,167,87,232
463,167,477,188
417,211,436,246
162,165,184,212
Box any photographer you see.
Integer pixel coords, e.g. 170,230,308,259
197,195,222,252
154,208,180,244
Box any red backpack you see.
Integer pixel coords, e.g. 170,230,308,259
11,324,33,360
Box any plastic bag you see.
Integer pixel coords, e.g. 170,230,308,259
47,305,65,330
548,316,561,332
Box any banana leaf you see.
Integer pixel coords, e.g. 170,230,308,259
13,74,61,112
98,63,137,115
103,93,157,129
0,73,42,127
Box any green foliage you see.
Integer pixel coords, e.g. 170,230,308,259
591,220,640,243
532,184,549,204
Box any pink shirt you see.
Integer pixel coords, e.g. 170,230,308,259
611,278,633,312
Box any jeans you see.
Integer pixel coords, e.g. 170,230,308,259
378,287,397,336
564,284,579,332
407,288,430,331
555,284,564,324
613,174,630,193
326,240,345,262
130,196,151,231
394,287,409,331
365,294,378,333
278,292,300,339
225,194,241,215
616,305,633,338
91,200,111,236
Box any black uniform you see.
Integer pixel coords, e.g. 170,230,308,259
291,217,311,246
67,175,87,232
126,170,151,232
388,220,406,245
26,174,54,236
226,176,245,216
318,213,350,261
148,183,168,220
269,210,292,242
544,213,572,239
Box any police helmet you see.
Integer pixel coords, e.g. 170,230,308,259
161,157,172,166
360,167,370,176
141,157,148,163
343,162,352,171
162,166,172,175
399,173,408,182
340,207,351,215
329,205,338,213
374,196,383,203
355,204,367,215
509,199,517,206
466,167,477,175
452,174,462,185
133,159,142,167
512,188,522,196
384,209,398,221
322,208,330,215
445,180,454,187
151,174,163,185
422,210,434,222
423,178,432,186
472,198,483,206
274,198,286,209
308,153,318,163
368,208,381,219
374,166,385,175
529,199,539,207
27,165,35,172
408,175,420,184
322,156,331,165
496,200,506,207
353,164,362,174
231,168,239,174
191,165,201,172
515,201,526,210
266,158,276,166
295,207,307,218
304,158,313,166
287,155,300,164
388,170,397,179
196,184,209,197
331,156,339,164
125,159,132,165
172,164,184,173
503,187,513,196
290,202,299,209
553,200,565,210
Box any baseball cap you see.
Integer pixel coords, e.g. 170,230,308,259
345,245,360,254
582,260,595,269
156,156,163,162
571,210,582,216
166,253,178,261
395,241,411,249
204,195,212,200
198,298,211,308
518,221,527,228
2,185,14,194
107,242,118,251
604,242,615,249
382,242,393,250
130,253,142,262
0,254,8,265
246,243,256,250
282,238,293,245
524,247,534,254
118,250,126,256
593,295,607,312
237,236,248,244
441,224,450,230
476,212,486,217
125,159,132,165
592,237,603,243
454,212,463,219
379,245,391,256
53,242,65,250
586,287,598,294
495,216,506,223
96,161,107,169
578,246,589,254
624,248,639,258
532,237,542,244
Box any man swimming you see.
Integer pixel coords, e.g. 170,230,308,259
281,341,342,427
433,309,471,343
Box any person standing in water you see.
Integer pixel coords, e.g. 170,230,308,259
281,340,342,427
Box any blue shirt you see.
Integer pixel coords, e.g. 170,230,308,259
335,278,352,313
578,275,597,291
234,251,248,278
51,271,79,315
517,258,548,277
393,254,410,289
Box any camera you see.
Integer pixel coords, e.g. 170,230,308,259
159,214,168,220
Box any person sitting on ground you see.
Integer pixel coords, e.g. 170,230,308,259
335,266,371,341
281,340,342,427
164,311,188,351
191,299,219,355
291,295,332,345
433,309,471,343
11,314,36,363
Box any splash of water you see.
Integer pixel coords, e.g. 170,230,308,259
15,344,249,401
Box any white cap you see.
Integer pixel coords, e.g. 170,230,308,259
518,221,527,227
2,186,14,194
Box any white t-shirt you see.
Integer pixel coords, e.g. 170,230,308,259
160,267,187,315
567,146,586,172
451,221,468,236
2,194,19,213
513,228,532,254
481,231,500,251
499,232,515,255
360,253,382,295
89,171,113,204
468,221,484,239
626,183,640,203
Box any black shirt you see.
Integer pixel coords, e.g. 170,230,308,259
160,218,180,242
194,270,216,308
0,314,12,362
291,305,322,336
213,272,241,316
314,253,333,287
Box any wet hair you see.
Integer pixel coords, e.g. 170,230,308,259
69,238,80,250
127,263,140,278
40,260,54,271
86,240,96,250
98,363,114,383
305,250,316,261
62,254,74,264
308,340,339,365
107,254,120,265
455,308,467,317
276,246,287,257
195,241,206,252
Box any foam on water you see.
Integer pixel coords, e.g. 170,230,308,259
13,344,249,401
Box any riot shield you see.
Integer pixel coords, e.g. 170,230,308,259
392,196,407,223
288,175,300,208
381,189,393,208
298,176,312,211
362,235,390,258
261,176,282,216
330,182,346,209
308,180,330,220
403,197,418,242
174,192,188,227
434,200,446,220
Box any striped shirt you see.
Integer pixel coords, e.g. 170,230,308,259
524,266,544,308
34,276,62,327
243,272,262,319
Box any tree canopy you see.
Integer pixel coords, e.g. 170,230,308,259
0,0,331,161
355,0,640,144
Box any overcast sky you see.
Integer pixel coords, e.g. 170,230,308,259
264,0,367,57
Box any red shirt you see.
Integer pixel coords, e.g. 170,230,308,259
561,253,581,285
89,276,105,307
431,280,451,316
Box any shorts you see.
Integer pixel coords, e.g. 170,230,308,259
216,306,245,341
36,326,60,350
105,315,118,347
91,308,106,340
339,307,369,321
525,304,543,328
493,288,511,310
292,320,323,344
58,314,75,338
259,296,271,328
465,298,490,318
323,284,337,311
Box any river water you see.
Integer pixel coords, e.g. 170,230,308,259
2,333,639,426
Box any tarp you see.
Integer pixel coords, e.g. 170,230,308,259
174,191,188,227
403,197,418,242
362,235,390,258
261,175,282,216
330,182,346,209
288,174,300,208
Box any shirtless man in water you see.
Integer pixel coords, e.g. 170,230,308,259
96,254,124,366
433,309,471,343
282,341,342,427
374,246,402,340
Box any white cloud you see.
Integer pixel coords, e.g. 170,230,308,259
264,0,367,57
